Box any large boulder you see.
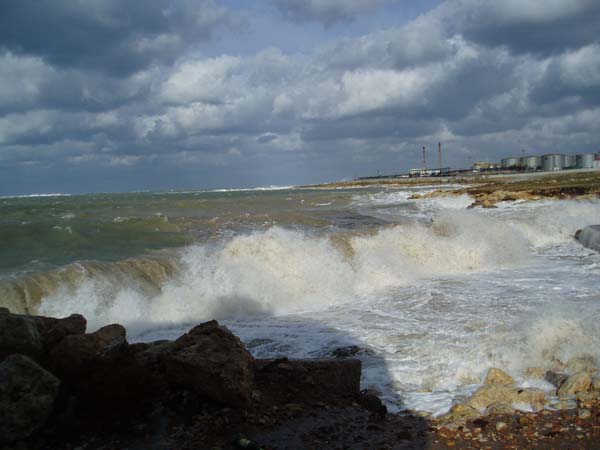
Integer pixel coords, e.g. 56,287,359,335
576,225,600,252
0,354,60,443
47,324,142,410
49,323,127,375
0,313,44,362
49,320,256,411
467,385,547,412
0,310,86,363
557,370,593,398
254,358,362,404
161,320,255,407
565,355,596,374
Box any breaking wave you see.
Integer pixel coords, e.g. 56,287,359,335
0,198,593,333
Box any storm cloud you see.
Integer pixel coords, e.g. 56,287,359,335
1,0,599,195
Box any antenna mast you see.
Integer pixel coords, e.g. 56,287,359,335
438,142,442,182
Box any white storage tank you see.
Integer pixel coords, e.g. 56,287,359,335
564,155,577,168
501,157,520,169
542,154,565,171
576,153,594,169
520,156,541,170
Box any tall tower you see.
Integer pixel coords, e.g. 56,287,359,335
422,146,427,169
438,142,442,182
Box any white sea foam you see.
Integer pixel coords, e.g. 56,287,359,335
0,193,72,199
36,196,600,416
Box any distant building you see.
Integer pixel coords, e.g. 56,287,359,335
501,157,520,169
472,162,499,172
409,167,451,177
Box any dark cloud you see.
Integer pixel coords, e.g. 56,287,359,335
272,0,395,26
442,0,600,56
0,0,235,76
1,0,600,195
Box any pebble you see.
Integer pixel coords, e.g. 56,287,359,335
578,409,592,419
518,416,532,427
495,421,507,432
543,422,553,429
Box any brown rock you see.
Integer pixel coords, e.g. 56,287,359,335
484,368,515,385
468,385,547,412
439,403,481,422
485,403,516,415
565,355,597,374
592,376,600,392
514,388,547,411
47,323,144,411
162,320,255,407
50,323,127,373
0,354,60,443
43,314,87,348
525,367,546,379
557,371,593,398
255,357,362,403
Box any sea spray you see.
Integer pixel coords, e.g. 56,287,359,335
7,192,600,416
38,211,534,332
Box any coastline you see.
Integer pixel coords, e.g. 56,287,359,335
2,309,600,450
300,169,600,213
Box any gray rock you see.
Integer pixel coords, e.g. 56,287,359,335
0,354,60,443
331,345,362,358
545,370,568,388
0,311,87,363
576,225,600,252
359,389,387,419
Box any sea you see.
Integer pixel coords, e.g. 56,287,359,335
1,185,599,416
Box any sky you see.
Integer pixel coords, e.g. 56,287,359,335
1,0,600,195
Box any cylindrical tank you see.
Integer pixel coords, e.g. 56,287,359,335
520,156,541,170
564,155,577,168
501,157,520,169
542,154,565,171
576,153,594,169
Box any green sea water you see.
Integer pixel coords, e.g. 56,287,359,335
0,188,382,279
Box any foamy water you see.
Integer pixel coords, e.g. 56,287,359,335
4,186,600,416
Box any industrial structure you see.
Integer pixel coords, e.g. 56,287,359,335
485,152,599,173
357,148,599,181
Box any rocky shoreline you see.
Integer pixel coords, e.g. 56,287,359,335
2,308,600,449
409,171,600,208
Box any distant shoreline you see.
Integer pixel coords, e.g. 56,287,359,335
302,167,600,190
